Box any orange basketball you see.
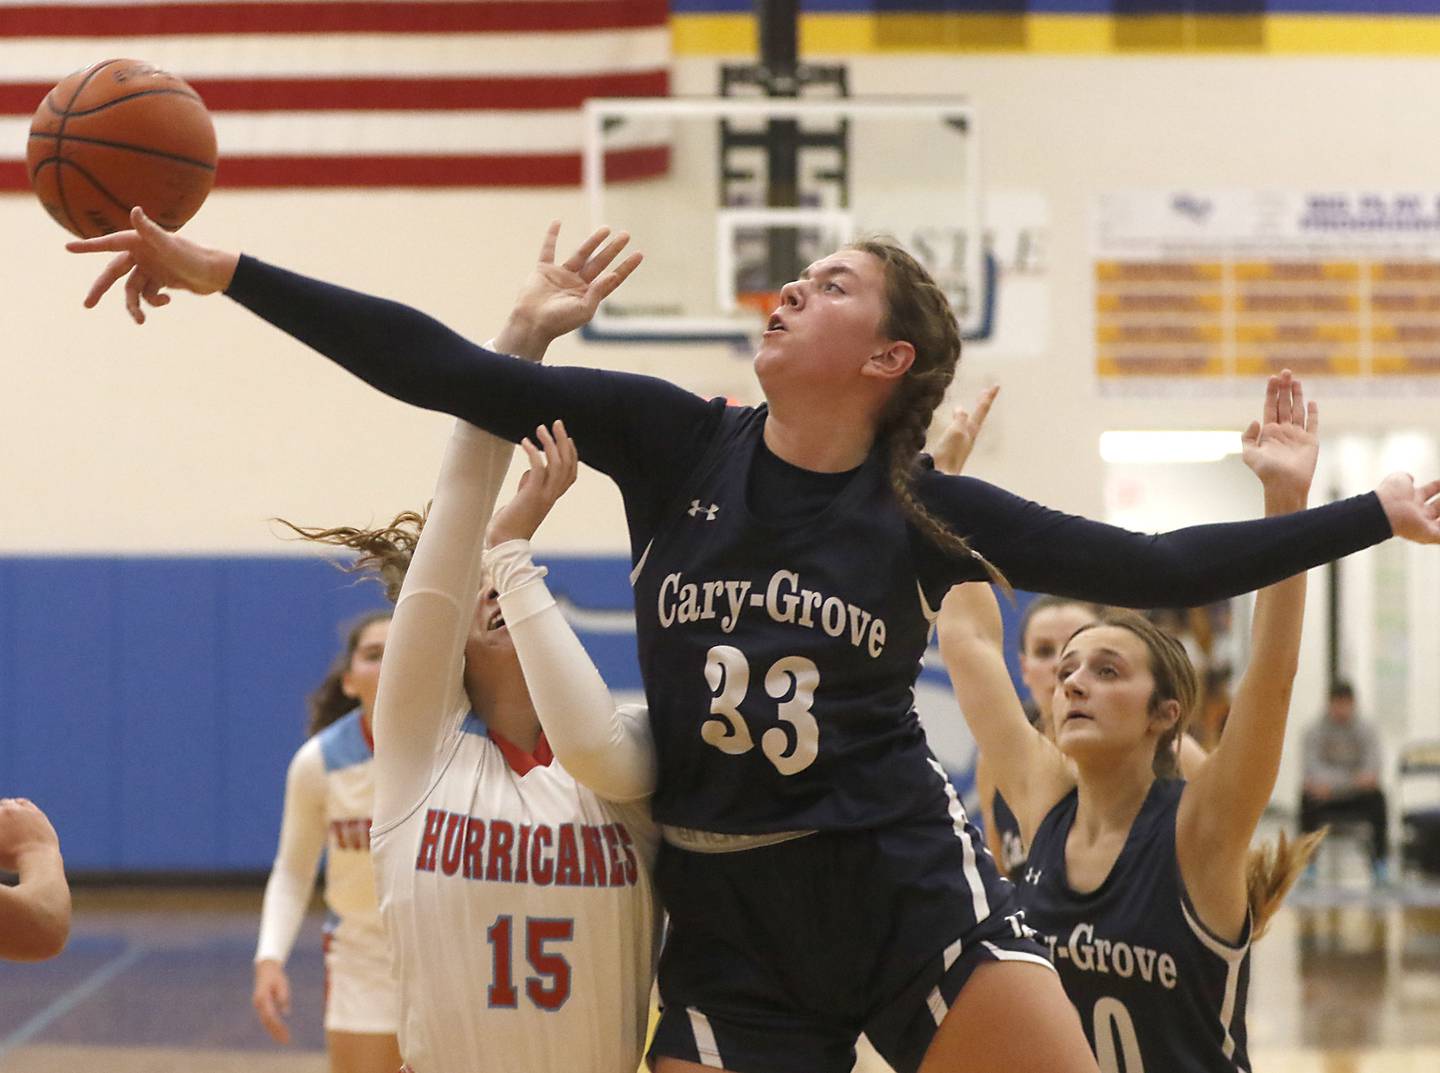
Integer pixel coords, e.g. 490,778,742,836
27,58,218,239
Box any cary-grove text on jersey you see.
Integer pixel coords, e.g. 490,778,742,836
656,569,888,657
1036,922,1180,989
413,810,641,888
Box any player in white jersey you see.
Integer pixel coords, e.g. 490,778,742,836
294,228,659,1073
254,610,403,1073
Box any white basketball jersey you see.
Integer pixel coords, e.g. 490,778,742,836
372,708,660,1073
314,710,383,923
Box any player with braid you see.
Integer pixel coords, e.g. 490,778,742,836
938,372,1327,1073
71,210,1440,1073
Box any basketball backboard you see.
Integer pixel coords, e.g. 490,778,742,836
581,98,988,347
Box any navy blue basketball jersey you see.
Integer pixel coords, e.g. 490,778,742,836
991,788,1027,878
631,405,957,834
1019,779,1252,1073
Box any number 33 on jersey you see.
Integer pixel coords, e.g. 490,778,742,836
632,405,952,835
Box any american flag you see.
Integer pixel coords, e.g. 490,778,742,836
0,0,671,190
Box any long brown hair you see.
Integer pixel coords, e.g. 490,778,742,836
1069,611,1323,939
1245,828,1325,940
276,511,428,734
276,510,427,604
849,237,1007,588
307,609,393,735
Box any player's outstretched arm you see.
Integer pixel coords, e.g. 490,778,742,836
69,217,717,536
1177,371,1315,940
937,584,1074,846
924,460,1398,609
0,799,70,962
484,424,658,802
372,419,513,827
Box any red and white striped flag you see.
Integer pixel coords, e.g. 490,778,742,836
0,0,670,190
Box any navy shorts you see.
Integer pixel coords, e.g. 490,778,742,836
648,819,1052,1073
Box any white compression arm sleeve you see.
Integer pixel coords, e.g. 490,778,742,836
484,539,657,802
371,419,514,829
255,740,326,964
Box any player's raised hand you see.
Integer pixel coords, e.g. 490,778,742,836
1241,370,1319,509
1376,473,1440,545
936,582,1005,652
931,385,999,476
252,959,293,1045
486,420,580,547
66,206,239,325
494,221,642,359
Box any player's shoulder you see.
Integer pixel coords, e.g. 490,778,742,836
315,708,374,774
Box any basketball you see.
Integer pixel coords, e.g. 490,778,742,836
27,58,218,239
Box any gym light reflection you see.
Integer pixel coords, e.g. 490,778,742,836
1099,431,1243,465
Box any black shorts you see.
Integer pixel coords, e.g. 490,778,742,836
649,820,1051,1073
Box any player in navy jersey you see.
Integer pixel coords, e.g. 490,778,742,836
938,372,1328,1073
927,400,1199,882
69,213,1440,1073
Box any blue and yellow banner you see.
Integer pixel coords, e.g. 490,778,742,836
671,2,1440,55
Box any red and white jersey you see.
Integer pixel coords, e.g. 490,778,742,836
372,707,658,1073
368,419,659,1073
256,708,383,965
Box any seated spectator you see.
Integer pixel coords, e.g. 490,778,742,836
0,798,70,961
1300,681,1389,883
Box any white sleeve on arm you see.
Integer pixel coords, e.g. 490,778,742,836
372,419,514,828
256,741,327,964
484,539,657,802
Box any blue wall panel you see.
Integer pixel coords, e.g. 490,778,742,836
0,554,1017,874
216,560,390,871
116,561,226,870
6,560,122,870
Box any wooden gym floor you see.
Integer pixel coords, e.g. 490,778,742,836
2,874,1439,1073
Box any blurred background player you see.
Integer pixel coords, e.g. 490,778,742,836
0,797,70,962
253,610,402,1073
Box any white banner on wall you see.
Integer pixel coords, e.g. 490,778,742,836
1094,190,1440,395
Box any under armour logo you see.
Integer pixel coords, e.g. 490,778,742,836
688,500,720,521
1024,867,1043,885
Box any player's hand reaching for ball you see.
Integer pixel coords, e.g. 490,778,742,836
487,421,579,548
66,205,239,324
493,221,642,359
